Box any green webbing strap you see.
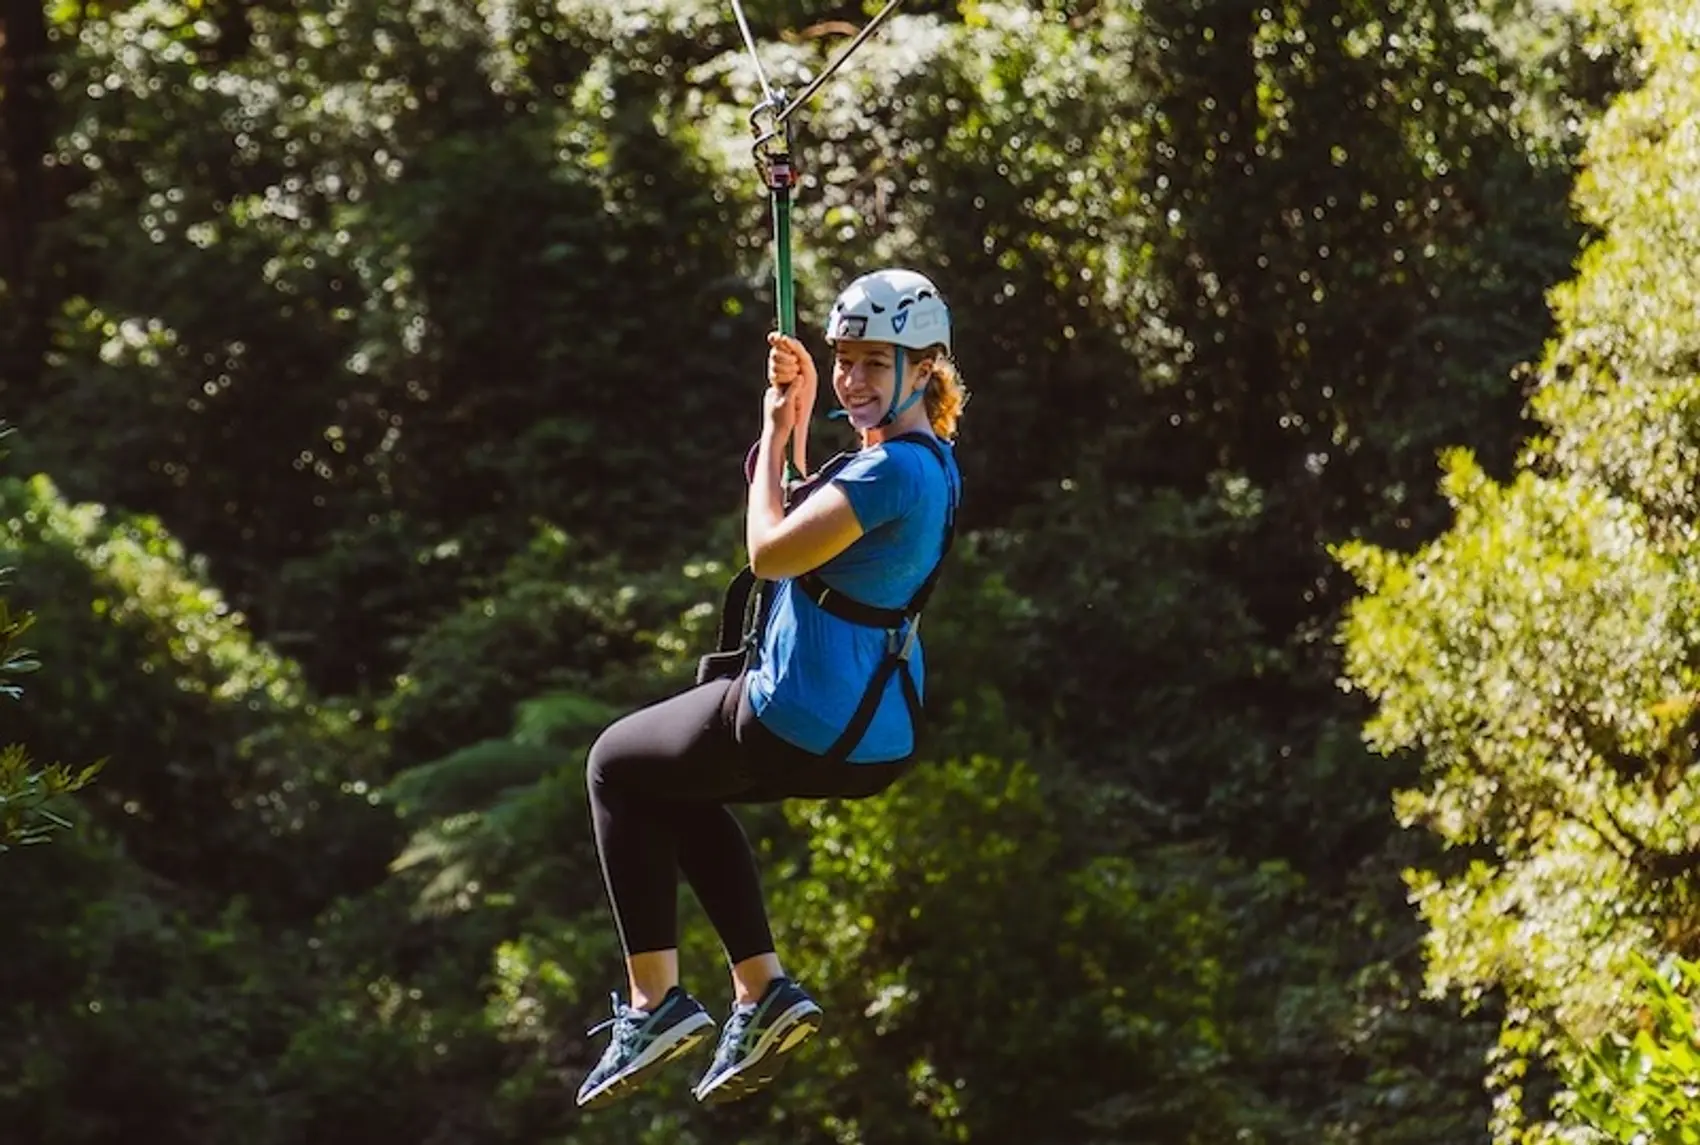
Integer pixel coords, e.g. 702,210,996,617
772,176,795,339
755,104,802,483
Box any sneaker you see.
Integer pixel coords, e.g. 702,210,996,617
575,987,716,1110
692,977,823,1105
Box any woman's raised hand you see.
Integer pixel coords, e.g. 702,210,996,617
764,332,818,434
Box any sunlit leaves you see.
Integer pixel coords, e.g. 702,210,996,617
1532,0,1700,526
0,746,102,853
1338,3,1700,1139
1339,457,1700,1138
1566,953,1700,1143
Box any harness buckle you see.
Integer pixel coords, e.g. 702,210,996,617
889,615,922,661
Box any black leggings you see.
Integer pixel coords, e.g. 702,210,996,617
586,674,913,964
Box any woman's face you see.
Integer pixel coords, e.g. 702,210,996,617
831,340,925,431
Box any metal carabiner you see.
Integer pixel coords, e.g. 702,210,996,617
749,90,796,191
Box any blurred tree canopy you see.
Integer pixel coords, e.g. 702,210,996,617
1,0,1681,1141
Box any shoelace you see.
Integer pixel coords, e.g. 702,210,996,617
586,992,643,1046
712,1003,759,1064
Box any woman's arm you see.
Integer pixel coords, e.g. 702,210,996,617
788,412,810,478
747,426,863,580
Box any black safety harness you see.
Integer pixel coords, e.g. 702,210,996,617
697,432,958,763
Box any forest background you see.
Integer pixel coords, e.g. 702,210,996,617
5,0,1700,1141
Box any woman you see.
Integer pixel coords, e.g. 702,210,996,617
575,268,966,1110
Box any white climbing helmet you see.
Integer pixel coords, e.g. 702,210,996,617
824,268,951,354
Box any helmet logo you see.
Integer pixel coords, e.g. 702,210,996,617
891,311,909,334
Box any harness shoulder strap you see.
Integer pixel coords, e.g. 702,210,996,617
797,432,958,626
813,433,960,763
887,432,959,614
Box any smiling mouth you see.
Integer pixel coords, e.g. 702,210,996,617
847,395,881,413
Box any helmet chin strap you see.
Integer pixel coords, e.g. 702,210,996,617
876,347,928,429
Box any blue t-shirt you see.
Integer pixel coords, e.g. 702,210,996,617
745,435,961,763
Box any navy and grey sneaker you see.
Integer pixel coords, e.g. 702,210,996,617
692,976,823,1105
575,987,716,1110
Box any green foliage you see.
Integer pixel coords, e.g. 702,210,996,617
0,745,101,854
1528,0,1700,526
378,524,719,772
1337,2,1700,1140
1567,954,1700,1143
0,424,98,853
0,593,40,697
0,471,391,919
19,0,773,692
1338,455,1694,1137
0,838,314,1145
757,754,1249,1143
385,688,616,920
0,0,1642,1141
